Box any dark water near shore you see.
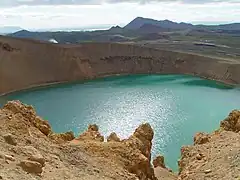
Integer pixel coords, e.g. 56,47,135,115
1,74,240,171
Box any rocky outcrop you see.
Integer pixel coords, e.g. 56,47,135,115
49,131,75,143
122,123,156,179
107,132,121,142
153,155,166,168
178,111,240,180
0,36,240,96
193,132,210,145
76,124,104,142
220,110,240,132
0,100,239,180
0,101,162,180
71,123,157,180
3,101,75,144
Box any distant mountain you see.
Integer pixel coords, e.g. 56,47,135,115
9,30,52,41
108,26,124,33
138,24,170,34
7,17,240,44
125,17,240,31
124,17,193,30
0,26,23,34
196,23,240,31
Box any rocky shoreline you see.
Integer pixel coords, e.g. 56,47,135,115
0,100,239,180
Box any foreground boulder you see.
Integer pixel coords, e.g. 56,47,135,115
21,146,45,166
19,160,43,174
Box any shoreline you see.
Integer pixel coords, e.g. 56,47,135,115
0,73,237,97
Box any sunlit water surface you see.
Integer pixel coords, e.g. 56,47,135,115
1,75,240,171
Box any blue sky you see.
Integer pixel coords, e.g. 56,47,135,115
0,0,239,29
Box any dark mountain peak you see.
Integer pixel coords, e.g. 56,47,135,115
110,25,122,30
162,19,173,23
15,29,30,33
138,24,167,34
124,17,193,30
9,29,31,36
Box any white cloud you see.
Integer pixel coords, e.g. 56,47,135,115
0,2,239,29
0,0,240,6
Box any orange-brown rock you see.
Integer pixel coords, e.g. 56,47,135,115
1,101,240,180
34,116,52,135
49,131,75,143
107,132,121,142
122,123,156,180
125,123,154,159
3,100,36,121
19,160,43,174
3,101,52,136
88,124,99,131
153,155,166,168
76,124,104,142
220,110,240,132
193,132,210,145
71,123,156,180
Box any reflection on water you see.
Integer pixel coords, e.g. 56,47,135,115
0,74,239,171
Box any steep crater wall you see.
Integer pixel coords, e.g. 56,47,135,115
0,36,240,95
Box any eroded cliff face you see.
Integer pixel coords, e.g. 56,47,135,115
0,36,240,95
0,101,239,180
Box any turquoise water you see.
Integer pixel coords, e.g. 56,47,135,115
1,74,240,171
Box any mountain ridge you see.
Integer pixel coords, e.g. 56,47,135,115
124,17,240,30
0,26,23,34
